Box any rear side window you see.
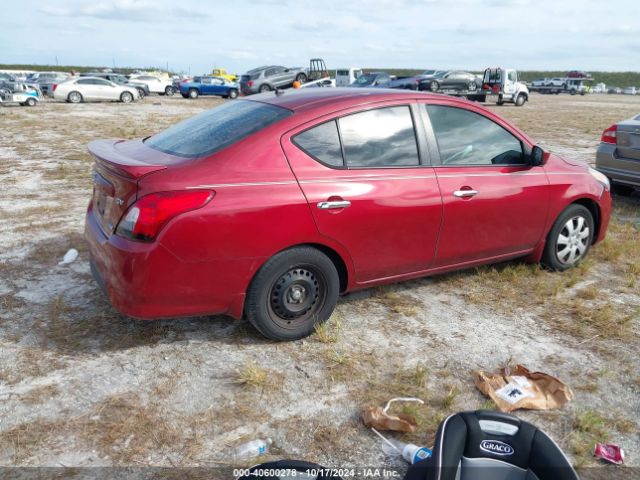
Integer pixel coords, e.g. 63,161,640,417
293,106,420,168
146,100,292,158
426,105,524,166
293,121,343,167
340,106,419,167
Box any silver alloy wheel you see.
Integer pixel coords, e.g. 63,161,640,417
121,92,133,103
68,91,82,103
556,215,590,265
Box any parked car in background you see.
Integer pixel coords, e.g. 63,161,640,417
26,71,69,96
531,78,548,87
387,75,424,90
81,72,150,98
128,74,174,95
335,67,363,86
567,70,590,79
85,88,611,341
54,77,139,103
349,71,392,87
240,65,308,94
179,76,239,99
623,87,637,95
420,70,480,92
597,115,640,194
211,68,237,82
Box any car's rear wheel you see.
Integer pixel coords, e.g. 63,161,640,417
68,91,82,103
259,84,271,93
25,97,37,107
228,88,239,99
542,204,594,271
430,80,439,92
468,81,477,91
295,73,307,84
120,91,134,103
245,247,339,341
188,88,199,99
136,87,146,99
165,86,174,96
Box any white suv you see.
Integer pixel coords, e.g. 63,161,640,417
129,75,174,95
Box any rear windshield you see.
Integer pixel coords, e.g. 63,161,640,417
145,100,292,158
241,74,260,81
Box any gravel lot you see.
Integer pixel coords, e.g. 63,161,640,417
0,93,638,478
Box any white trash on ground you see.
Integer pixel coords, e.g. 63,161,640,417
59,248,79,265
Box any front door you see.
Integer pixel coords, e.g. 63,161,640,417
422,102,550,266
282,103,443,284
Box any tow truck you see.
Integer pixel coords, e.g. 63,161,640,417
479,67,529,106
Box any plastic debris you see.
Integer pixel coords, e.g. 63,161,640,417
594,443,624,465
59,248,79,265
362,397,424,433
233,438,272,460
372,427,432,464
473,364,573,412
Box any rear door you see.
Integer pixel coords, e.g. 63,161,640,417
282,103,443,283
421,102,549,266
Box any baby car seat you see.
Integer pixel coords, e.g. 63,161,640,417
404,410,579,480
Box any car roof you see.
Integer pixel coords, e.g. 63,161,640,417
247,87,464,113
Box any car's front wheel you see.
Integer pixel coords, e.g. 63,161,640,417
430,80,439,92
165,86,175,96
228,88,239,99
120,91,134,103
188,88,199,99
542,204,594,271
245,247,340,341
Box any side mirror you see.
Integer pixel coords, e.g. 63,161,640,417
530,145,545,166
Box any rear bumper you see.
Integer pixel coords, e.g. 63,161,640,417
596,144,640,187
85,211,257,320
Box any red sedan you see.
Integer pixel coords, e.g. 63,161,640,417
85,89,611,340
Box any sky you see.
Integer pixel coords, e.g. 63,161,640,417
1,0,639,74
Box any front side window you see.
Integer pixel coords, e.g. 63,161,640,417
426,105,524,166
146,100,292,158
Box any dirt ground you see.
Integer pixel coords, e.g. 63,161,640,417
0,92,638,478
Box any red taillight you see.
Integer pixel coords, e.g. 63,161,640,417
115,190,214,242
53,83,58,92
601,124,617,144
247,81,253,87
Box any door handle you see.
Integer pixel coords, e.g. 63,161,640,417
317,200,351,210
453,189,479,198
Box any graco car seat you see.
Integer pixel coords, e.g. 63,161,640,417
404,410,579,480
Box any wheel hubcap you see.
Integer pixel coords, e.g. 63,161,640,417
270,268,321,324
556,215,590,265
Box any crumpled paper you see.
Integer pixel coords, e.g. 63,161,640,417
473,364,573,412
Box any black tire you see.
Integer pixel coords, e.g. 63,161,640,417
515,93,526,106
610,182,635,196
181,93,189,98
259,84,271,93
136,88,146,99
245,247,340,341
228,88,238,99
67,91,83,103
430,80,439,92
295,73,307,84
496,94,505,106
165,86,175,96
541,204,594,271
26,97,37,107
188,88,199,99
120,91,134,103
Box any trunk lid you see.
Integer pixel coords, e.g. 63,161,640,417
88,139,169,236
616,116,640,161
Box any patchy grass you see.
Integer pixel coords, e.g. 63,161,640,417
233,359,284,391
374,288,421,317
313,312,343,343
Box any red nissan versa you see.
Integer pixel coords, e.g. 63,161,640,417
85,89,611,340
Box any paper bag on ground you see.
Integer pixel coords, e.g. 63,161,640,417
361,406,417,433
473,364,573,412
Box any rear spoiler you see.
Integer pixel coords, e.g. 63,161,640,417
88,139,167,179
